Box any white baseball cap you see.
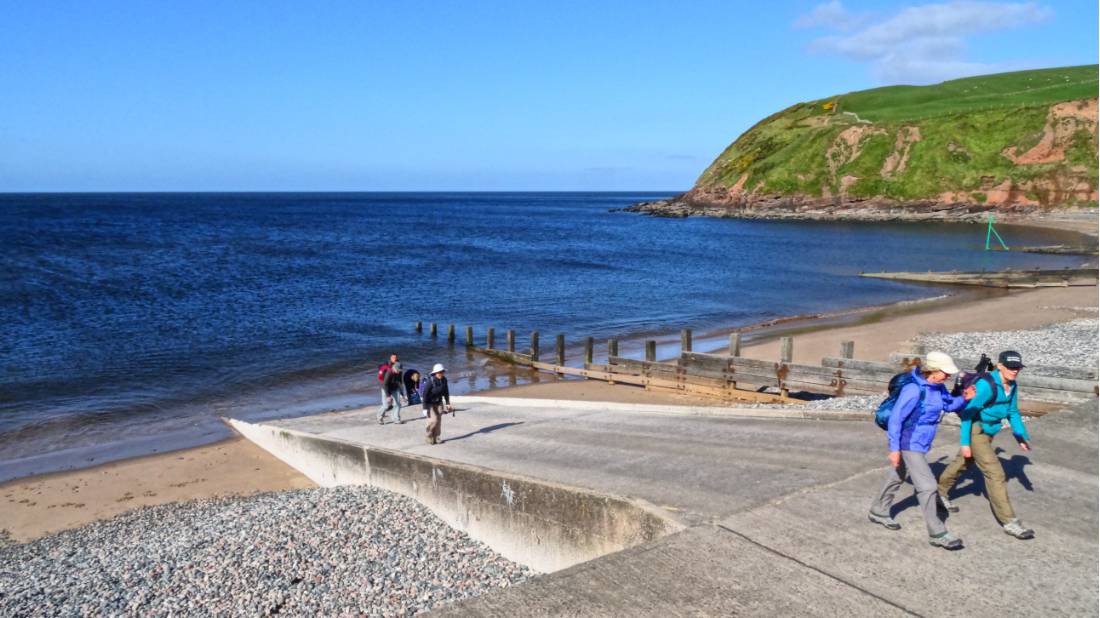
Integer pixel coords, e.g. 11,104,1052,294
923,351,960,375
431,363,446,374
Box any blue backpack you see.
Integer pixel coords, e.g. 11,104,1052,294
874,372,925,430
417,374,433,403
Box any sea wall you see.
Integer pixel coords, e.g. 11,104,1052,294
226,419,682,572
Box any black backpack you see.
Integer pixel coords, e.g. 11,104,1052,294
951,354,997,398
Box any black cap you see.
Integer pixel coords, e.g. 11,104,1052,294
998,351,1025,369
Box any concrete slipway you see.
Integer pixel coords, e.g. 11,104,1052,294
228,395,1098,616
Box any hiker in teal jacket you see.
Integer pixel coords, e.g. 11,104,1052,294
937,350,1035,540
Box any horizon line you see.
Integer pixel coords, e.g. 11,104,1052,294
0,189,688,195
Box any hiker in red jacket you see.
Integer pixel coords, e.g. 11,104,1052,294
377,355,406,425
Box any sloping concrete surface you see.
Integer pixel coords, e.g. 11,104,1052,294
264,397,885,526
247,396,1098,616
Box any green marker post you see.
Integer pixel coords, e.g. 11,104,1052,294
985,215,1008,251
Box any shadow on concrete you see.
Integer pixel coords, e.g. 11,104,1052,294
446,422,525,443
890,454,1036,518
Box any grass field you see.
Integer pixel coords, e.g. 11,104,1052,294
836,65,1098,123
697,65,1099,206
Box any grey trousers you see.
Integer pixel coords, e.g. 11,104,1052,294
870,450,947,537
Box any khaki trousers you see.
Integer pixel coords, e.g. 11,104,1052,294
937,425,1016,524
425,404,443,443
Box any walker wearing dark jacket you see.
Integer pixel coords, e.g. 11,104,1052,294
377,360,405,425
422,363,451,445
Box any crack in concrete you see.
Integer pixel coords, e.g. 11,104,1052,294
714,523,924,617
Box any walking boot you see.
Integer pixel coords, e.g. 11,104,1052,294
1002,519,1035,540
868,512,901,530
938,494,959,513
928,532,964,550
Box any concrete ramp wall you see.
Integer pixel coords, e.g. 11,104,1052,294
227,419,682,572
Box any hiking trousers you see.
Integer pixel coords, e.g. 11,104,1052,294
870,450,946,537
378,386,404,422
425,403,443,443
937,426,1016,524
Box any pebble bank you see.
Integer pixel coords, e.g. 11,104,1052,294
0,486,533,617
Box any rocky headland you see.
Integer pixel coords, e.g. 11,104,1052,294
623,66,1099,232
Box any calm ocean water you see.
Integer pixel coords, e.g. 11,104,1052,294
0,192,1085,479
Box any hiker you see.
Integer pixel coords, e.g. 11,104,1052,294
937,351,1035,540
421,363,453,445
403,369,422,406
377,358,406,425
869,351,971,550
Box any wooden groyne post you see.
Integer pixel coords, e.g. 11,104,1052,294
645,340,656,362
729,333,741,357
447,324,455,344
584,337,594,366
556,334,566,367
465,326,474,348
530,331,540,361
415,321,422,333
779,337,793,399
681,329,692,353
430,322,438,337
841,341,855,359
507,330,515,353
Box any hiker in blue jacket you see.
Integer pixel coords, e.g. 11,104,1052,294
937,350,1035,540
869,351,971,550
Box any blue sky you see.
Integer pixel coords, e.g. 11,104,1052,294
1,1,1095,191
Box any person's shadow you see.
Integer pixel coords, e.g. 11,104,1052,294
889,452,1033,519
445,422,524,443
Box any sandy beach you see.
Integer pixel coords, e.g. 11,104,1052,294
1,437,314,544
3,283,1096,545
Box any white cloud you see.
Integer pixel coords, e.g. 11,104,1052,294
797,1,1053,83
794,0,869,31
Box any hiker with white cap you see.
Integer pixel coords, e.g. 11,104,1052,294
937,350,1035,540
869,351,972,550
421,363,453,445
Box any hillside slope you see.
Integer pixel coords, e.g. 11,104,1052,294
635,66,1098,221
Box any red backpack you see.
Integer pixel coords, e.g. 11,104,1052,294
377,363,391,383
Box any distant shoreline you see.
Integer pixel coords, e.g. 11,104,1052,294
620,198,1099,239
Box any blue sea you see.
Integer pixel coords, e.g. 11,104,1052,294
0,192,1086,480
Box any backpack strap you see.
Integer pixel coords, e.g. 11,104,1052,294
903,383,927,429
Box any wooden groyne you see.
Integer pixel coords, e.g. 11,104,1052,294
416,323,1099,404
860,267,1098,288
1013,245,1098,256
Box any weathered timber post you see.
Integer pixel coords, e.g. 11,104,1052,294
465,326,473,348
530,331,540,362
681,328,693,353
841,341,855,359
779,336,793,400
556,334,565,367
608,338,619,358
429,322,437,337
507,329,515,353
729,333,742,357
645,340,656,362
415,321,422,333
487,328,495,350
447,324,455,344
584,337,594,367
